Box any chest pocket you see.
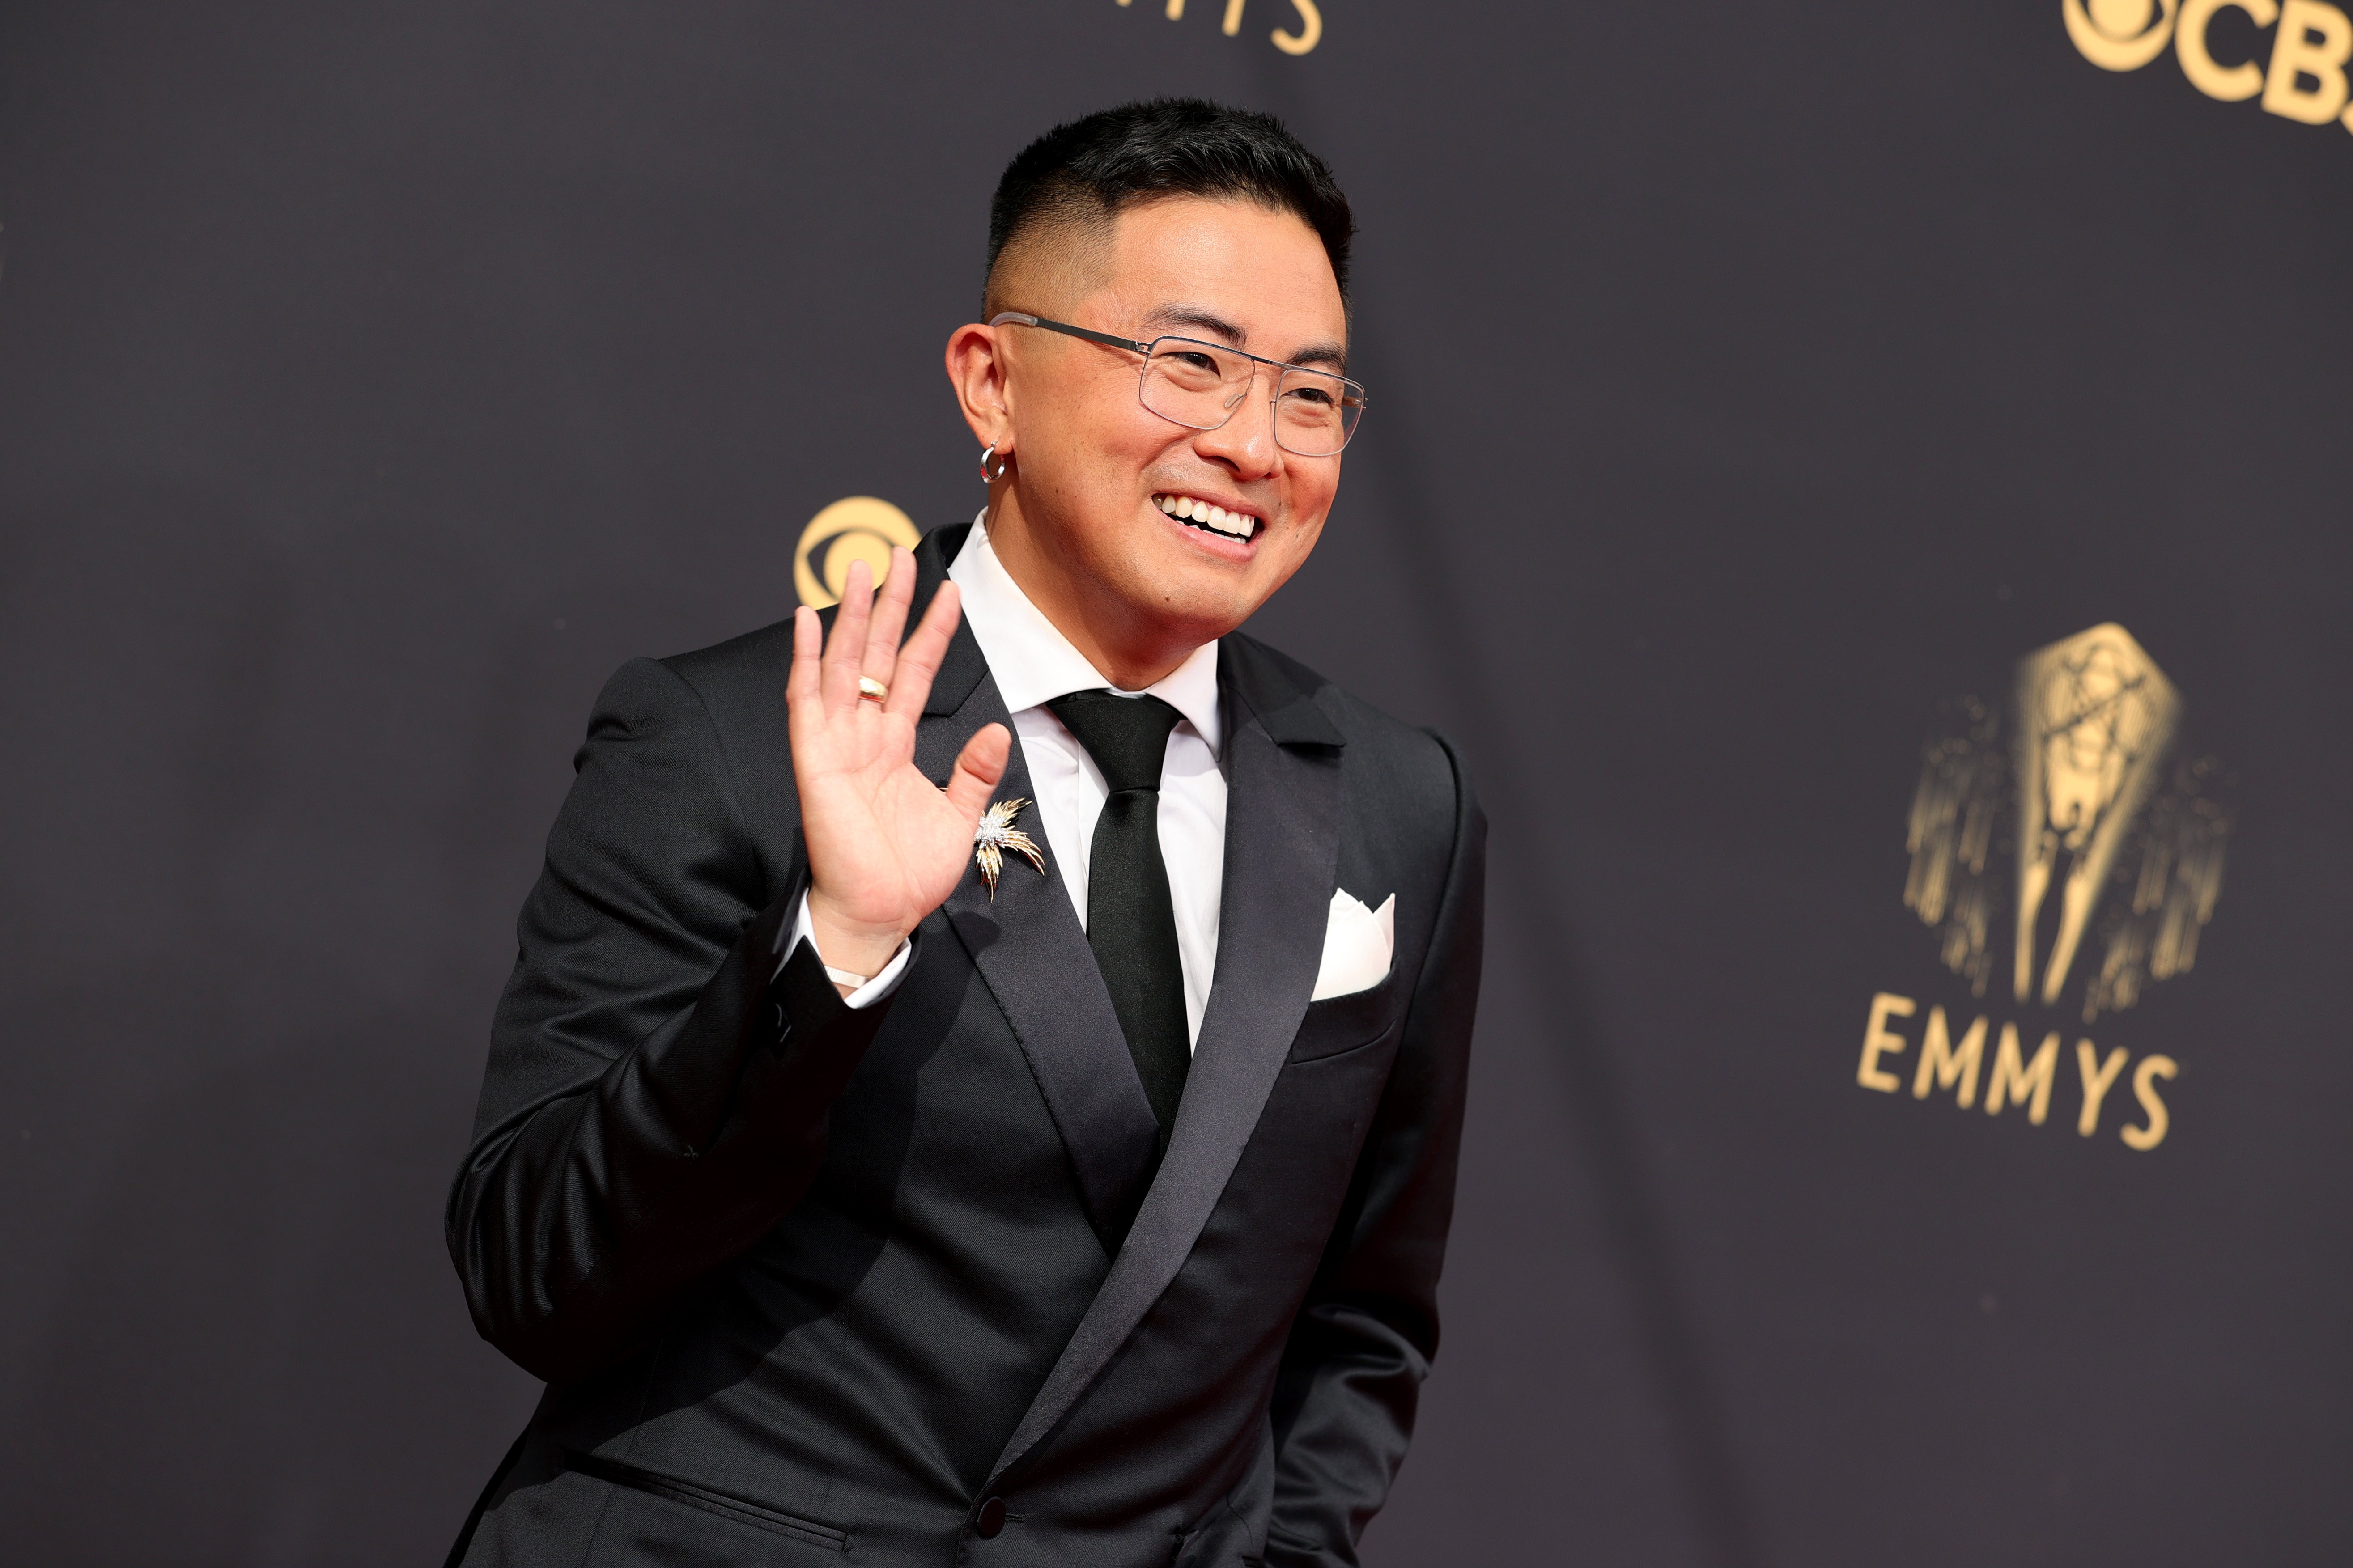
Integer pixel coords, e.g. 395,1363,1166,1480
1288,965,1407,1063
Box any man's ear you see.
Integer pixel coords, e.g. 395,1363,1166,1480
944,322,1015,452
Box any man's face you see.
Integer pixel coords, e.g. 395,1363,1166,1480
994,196,1349,652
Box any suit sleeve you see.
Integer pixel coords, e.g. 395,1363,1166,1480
444,656,905,1385
1265,732,1485,1567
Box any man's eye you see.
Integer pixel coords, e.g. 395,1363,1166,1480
1171,352,1221,373
1284,386,1336,407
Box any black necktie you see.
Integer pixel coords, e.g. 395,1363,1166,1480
1046,689,1191,1138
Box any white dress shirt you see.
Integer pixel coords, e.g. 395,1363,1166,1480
796,515,1227,1046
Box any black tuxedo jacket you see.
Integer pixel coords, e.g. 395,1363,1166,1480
446,523,1484,1568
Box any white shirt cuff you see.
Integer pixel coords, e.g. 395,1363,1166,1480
785,891,912,1009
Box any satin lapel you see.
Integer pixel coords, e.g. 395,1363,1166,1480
914,528,1160,1252
985,661,1341,1488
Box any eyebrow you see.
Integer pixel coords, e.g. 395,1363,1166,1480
1143,305,1246,344
1143,304,1350,376
1281,341,1350,373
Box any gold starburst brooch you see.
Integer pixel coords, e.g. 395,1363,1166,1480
973,797,1045,898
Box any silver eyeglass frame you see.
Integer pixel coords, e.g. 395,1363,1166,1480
988,310,1366,457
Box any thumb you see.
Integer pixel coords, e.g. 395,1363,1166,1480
944,723,1011,823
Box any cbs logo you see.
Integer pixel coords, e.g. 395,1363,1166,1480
793,497,922,609
2067,0,2353,130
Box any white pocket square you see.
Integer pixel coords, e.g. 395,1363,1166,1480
1311,889,1395,1002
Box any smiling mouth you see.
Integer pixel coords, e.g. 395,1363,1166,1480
1153,492,1261,542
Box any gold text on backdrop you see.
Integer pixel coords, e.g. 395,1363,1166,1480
794,497,923,610
2065,0,2353,133
1115,0,1323,56
1857,992,2177,1150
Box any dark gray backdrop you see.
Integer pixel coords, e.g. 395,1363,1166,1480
3,1,2348,1562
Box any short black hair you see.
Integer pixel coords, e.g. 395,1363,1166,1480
985,99,1353,309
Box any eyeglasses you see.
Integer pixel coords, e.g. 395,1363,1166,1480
989,311,1366,458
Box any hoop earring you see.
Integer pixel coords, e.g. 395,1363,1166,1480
979,443,1009,483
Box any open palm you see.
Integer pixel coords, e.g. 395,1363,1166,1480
788,548,1010,983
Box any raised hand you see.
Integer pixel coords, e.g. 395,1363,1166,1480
788,547,1011,989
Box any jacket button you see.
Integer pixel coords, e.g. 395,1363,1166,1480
974,1496,1007,1538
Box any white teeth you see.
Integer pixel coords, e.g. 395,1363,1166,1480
1155,494,1254,538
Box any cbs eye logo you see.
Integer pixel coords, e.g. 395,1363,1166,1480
2066,0,2353,133
2067,0,2180,68
794,497,922,609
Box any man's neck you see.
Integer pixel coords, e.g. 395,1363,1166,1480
982,502,1208,692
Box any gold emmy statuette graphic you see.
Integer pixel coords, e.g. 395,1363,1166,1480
794,497,923,610
1904,623,2230,1023
1873,623,2224,1150
2064,0,2181,69
2013,625,2179,1005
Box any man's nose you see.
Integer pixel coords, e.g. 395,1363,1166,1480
1195,368,1281,475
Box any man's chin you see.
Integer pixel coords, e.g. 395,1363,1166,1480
1177,578,1290,643
1107,566,1258,650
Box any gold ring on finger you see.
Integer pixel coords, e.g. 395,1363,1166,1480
858,676,889,704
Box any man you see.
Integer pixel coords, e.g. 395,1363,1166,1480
446,99,1483,1568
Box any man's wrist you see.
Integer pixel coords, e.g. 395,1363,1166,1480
804,892,913,985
